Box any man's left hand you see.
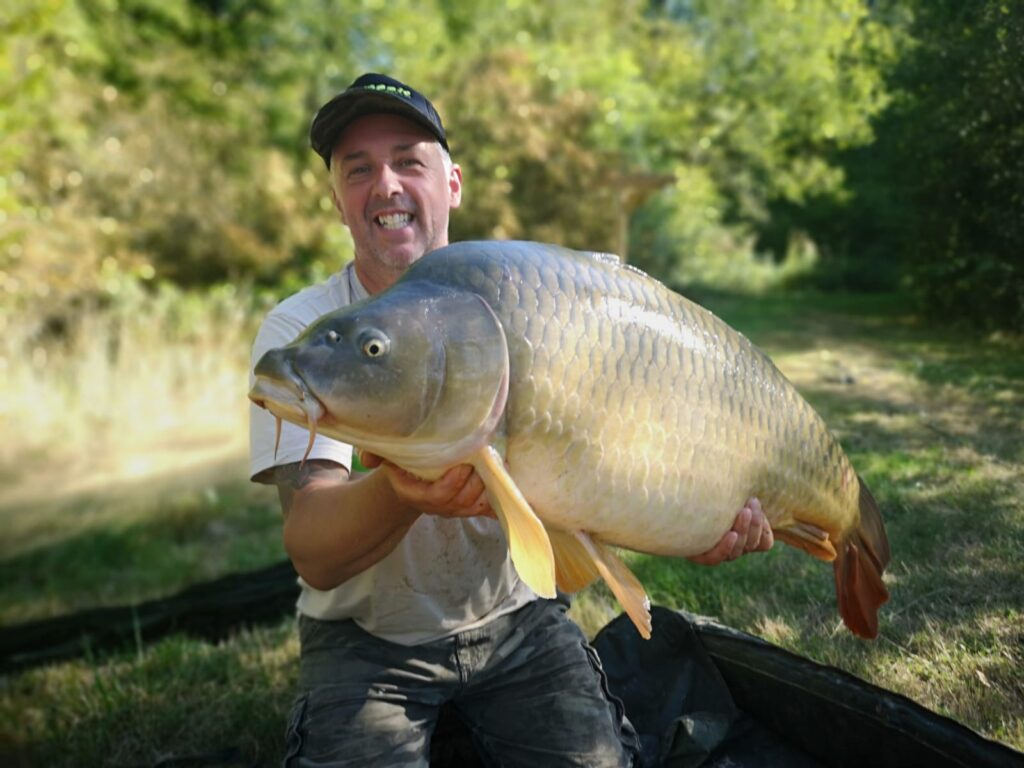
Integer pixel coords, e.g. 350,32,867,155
687,497,774,566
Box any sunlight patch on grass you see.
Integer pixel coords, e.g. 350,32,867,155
753,615,798,645
0,286,283,623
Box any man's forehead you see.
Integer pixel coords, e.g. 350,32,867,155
333,113,438,160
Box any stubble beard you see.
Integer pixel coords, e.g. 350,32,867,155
369,228,429,271
357,216,448,291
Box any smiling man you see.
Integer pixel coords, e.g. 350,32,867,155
328,111,461,293
249,73,773,767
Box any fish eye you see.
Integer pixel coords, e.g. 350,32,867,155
360,332,390,358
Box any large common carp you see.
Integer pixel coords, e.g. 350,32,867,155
249,241,890,639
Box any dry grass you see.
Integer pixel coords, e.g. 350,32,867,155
0,281,256,478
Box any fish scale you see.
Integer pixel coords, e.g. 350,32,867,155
497,252,753,546
250,240,891,639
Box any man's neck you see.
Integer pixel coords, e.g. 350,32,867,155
353,260,404,297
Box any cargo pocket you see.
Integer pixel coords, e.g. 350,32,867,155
282,693,309,767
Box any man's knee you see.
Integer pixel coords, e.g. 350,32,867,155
456,601,638,766
282,685,435,768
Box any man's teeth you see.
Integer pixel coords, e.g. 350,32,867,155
376,212,412,229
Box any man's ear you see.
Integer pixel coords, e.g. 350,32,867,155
330,186,348,224
449,164,463,209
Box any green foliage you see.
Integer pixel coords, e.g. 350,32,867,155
890,1,1024,331
684,0,894,211
439,45,624,251
773,1,1024,329
1,1,896,292
2,0,1019,336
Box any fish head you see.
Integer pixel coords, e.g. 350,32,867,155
249,281,509,471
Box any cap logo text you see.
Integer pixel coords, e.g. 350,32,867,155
364,84,412,99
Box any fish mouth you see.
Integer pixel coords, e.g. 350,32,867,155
249,373,327,466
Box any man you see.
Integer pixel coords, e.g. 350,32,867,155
250,73,773,767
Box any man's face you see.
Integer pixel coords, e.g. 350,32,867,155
330,113,462,293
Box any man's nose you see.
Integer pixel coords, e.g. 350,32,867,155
371,163,402,197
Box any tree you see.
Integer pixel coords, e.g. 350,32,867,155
889,1,1024,330
785,1,1024,329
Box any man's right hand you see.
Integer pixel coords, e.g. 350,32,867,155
360,452,495,519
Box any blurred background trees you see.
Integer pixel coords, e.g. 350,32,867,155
2,0,1022,332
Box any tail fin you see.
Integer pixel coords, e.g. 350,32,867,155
833,477,891,639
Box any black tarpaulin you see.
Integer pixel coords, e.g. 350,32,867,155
591,607,1022,768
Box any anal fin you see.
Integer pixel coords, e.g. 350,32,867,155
549,529,601,593
472,446,556,599
574,532,652,640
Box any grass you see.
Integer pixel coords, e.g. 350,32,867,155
1,284,292,766
1,288,1022,765
0,622,298,767
0,465,282,624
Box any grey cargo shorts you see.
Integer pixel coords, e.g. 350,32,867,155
282,597,639,767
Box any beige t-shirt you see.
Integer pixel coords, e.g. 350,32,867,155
249,263,535,645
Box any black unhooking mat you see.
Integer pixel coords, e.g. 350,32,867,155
591,607,815,768
588,607,1021,768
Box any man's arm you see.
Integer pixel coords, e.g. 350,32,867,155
264,457,491,591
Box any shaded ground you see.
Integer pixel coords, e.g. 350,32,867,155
0,430,280,625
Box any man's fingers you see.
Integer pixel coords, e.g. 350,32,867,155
449,468,487,510
383,462,493,518
442,468,495,518
688,530,737,565
728,505,752,560
719,531,741,561
469,485,496,518
687,496,773,566
744,497,773,553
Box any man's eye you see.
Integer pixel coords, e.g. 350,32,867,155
346,165,370,178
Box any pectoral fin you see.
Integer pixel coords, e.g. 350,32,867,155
574,532,652,640
472,446,556,599
549,529,601,593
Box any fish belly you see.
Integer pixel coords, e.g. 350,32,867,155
508,434,741,556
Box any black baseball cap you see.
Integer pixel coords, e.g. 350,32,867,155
309,73,448,168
